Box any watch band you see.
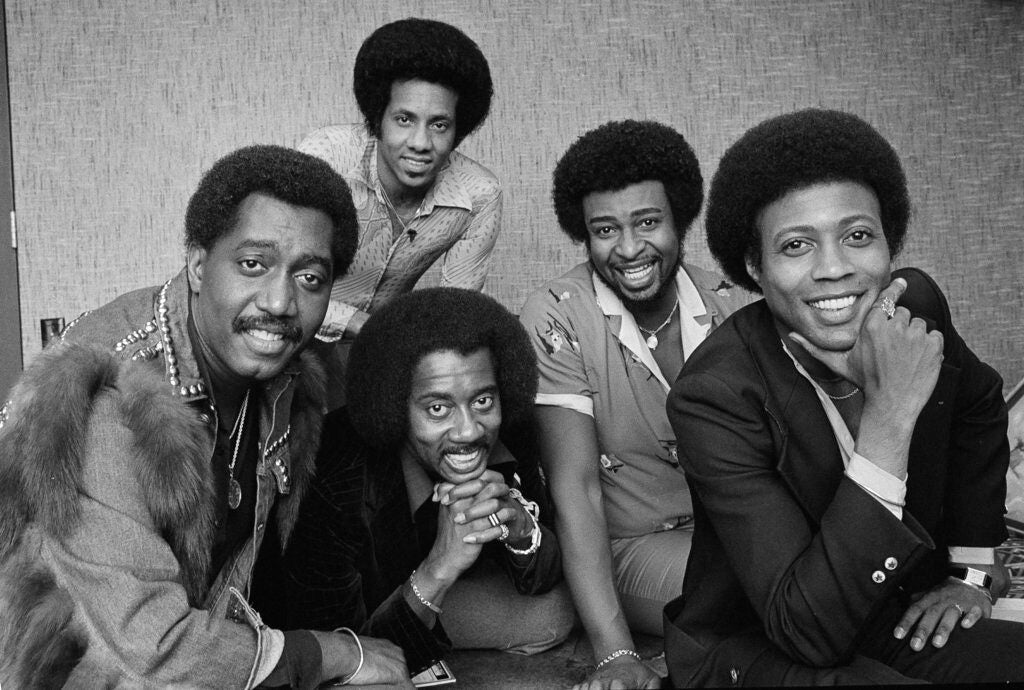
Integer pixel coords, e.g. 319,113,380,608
948,565,993,589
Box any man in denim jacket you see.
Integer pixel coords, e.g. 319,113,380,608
0,146,410,688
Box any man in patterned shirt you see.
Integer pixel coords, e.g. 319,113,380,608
300,18,500,351
519,120,751,690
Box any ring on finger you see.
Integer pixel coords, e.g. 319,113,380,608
879,296,896,320
498,523,510,542
952,603,964,616
488,513,501,528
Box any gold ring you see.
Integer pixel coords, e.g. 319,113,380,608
488,513,501,528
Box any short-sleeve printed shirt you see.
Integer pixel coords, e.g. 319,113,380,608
519,262,750,537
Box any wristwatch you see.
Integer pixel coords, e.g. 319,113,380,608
948,565,992,589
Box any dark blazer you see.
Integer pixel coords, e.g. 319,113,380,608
664,268,1009,686
261,407,562,675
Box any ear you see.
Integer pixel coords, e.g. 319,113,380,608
744,254,762,289
186,245,207,295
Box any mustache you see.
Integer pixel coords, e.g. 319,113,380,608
442,442,490,456
232,315,303,343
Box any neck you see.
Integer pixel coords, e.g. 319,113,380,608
627,285,679,332
777,326,845,383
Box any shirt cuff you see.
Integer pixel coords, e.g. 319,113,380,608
949,546,996,565
316,301,359,342
846,452,906,520
252,627,288,686
534,392,593,417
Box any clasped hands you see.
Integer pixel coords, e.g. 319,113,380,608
429,470,534,577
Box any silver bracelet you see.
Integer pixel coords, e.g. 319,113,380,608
329,626,364,686
596,648,641,669
504,488,542,556
409,568,443,613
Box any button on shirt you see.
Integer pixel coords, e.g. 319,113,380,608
298,124,503,338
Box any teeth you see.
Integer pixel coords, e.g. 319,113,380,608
248,329,284,341
445,450,480,470
621,263,655,280
810,295,855,311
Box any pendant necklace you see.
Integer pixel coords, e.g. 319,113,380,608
379,179,422,240
637,300,679,351
227,389,251,510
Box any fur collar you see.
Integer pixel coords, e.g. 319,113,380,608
0,341,326,603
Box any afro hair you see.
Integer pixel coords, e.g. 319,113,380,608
185,144,359,276
346,287,537,451
552,119,704,245
354,18,493,148
706,108,910,293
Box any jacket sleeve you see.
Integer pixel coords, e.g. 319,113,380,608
669,370,933,667
895,267,1009,548
43,393,270,688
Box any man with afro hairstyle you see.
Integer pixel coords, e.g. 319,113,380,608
299,18,501,409
665,108,1024,685
519,120,750,689
269,288,574,678
0,145,414,687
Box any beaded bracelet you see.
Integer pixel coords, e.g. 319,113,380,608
409,569,443,613
328,626,364,686
596,648,641,670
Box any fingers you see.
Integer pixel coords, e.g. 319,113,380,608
876,277,908,311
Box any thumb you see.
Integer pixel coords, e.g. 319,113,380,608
788,331,851,381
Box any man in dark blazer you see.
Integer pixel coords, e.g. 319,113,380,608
664,109,1024,685
255,287,573,678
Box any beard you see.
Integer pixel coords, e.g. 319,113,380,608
590,258,681,312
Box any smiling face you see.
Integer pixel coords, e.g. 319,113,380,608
187,192,334,384
747,180,892,354
583,180,681,307
376,78,458,198
405,348,502,484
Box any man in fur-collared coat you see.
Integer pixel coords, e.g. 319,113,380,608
0,146,410,689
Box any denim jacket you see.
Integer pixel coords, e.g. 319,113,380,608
0,268,325,688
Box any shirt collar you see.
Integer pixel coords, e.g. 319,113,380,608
591,264,711,391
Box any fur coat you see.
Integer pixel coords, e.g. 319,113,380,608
0,338,325,687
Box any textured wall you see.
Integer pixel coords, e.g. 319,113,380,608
7,0,1023,389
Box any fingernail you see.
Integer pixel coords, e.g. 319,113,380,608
463,535,476,543
440,495,451,506
454,513,465,524
911,638,923,651
893,627,905,639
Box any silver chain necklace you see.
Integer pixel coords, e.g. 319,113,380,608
637,300,679,350
226,389,250,510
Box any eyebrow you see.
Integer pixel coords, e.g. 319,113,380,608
775,214,880,234
413,383,499,403
587,207,664,224
234,240,332,271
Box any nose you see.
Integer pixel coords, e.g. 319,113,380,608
614,227,644,260
407,123,432,152
450,407,484,444
811,240,855,281
256,274,298,317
